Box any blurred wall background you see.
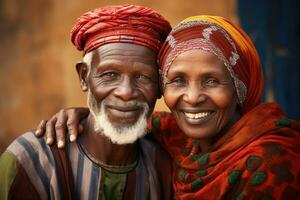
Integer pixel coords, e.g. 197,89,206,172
1,0,299,153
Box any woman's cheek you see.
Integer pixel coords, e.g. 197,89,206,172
209,88,236,109
163,88,181,108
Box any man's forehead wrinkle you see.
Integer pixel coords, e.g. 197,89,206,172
91,50,101,68
99,46,141,57
88,44,157,69
99,48,131,59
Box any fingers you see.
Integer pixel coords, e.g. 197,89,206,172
67,109,79,142
40,107,89,148
55,109,68,148
45,117,57,146
66,107,89,142
35,120,47,137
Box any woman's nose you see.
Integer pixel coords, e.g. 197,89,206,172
182,82,206,105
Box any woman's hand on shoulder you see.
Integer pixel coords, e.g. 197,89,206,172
34,107,89,148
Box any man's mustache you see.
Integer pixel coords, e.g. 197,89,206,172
103,99,147,108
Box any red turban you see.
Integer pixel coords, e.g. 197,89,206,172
70,4,171,54
158,16,264,114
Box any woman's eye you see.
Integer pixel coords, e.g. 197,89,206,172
167,77,186,86
204,78,219,86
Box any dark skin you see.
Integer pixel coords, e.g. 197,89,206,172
45,43,160,164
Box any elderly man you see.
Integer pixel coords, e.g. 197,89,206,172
0,5,172,199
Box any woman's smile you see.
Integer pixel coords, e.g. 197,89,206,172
180,109,215,125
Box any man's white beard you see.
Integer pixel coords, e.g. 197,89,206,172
87,90,149,145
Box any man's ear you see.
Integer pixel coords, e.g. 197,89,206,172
76,61,88,92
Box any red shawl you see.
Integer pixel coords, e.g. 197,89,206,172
148,103,300,199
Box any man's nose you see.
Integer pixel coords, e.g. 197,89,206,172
113,77,138,101
182,82,207,105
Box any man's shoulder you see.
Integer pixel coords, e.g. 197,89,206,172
4,131,58,195
2,131,73,199
6,131,54,166
7,131,46,152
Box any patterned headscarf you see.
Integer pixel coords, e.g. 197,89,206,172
158,15,264,114
71,4,171,54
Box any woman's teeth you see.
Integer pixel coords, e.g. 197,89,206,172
184,112,210,119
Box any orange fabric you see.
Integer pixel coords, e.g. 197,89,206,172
205,16,264,114
148,103,300,199
70,4,171,54
158,16,264,114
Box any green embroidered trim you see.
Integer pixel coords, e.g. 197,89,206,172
228,170,242,185
236,193,244,200
192,153,209,165
178,170,186,182
191,179,204,191
175,162,180,169
251,172,266,185
152,117,160,128
192,153,199,161
160,112,167,117
192,140,200,147
246,155,263,171
198,153,209,165
275,119,291,127
196,170,207,177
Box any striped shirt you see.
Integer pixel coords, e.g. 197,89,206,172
0,131,172,200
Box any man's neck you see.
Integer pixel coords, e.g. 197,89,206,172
78,114,138,166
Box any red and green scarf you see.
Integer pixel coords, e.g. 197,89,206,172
148,103,300,199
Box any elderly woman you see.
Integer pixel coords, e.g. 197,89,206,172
36,16,300,199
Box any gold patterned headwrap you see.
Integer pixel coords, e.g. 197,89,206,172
158,15,264,114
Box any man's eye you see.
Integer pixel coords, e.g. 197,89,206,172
136,74,152,82
100,72,119,80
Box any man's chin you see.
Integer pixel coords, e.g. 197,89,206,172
87,92,149,145
111,121,138,129
97,123,147,145
93,109,148,145
106,132,146,145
